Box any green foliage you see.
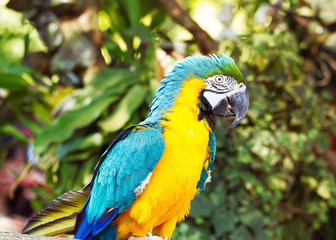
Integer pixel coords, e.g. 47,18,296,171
172,1,336,240
1,0,336,239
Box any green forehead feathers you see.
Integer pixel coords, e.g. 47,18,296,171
206,54,244,82
170,53,244,83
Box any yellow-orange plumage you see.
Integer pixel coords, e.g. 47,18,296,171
115,78,211,239
23,54,249,240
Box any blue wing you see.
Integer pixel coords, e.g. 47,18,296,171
75,125,165,239
197,131,216,190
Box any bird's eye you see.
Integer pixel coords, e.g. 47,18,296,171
215,75,224,83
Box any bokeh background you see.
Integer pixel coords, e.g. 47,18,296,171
1,0,336,239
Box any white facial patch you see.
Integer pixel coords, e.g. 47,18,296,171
203,91,226,108
134,172,152,197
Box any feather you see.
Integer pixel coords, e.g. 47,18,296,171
23,188,90,236
92,208,119,236
197,131,216,190
74,198,119,239
76,214,92,240
143,54,242,125
24,54,242,240
74,126,165,239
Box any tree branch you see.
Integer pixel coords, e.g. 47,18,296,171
159,0,219,54
0,231,167,240
0,231,70,240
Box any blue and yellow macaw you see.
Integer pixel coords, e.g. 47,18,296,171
23,54,249,240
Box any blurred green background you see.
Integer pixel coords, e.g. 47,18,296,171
1,0,336,239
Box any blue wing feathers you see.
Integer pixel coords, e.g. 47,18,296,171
87,126,136,190
91,208,119,236
75,125,165,239
76,214,91,240
207,131,216,170
197,131,216,190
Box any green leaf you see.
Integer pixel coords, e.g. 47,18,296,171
58,163,77,194
53,69,143,114
126,23,154,41
18,114,43,135
0,73,29,91
103,2,126,33
240,210,264,230
72,157,96,188
58,133,104,160
34,95,118,154
212,211,237,237
230,226,253,240
0,124,28,142
32,102,51,124
99,85,148,132
190,195,215,218
317,181,332,200
6,65,33,75
61,151,92,163
121,0,140,27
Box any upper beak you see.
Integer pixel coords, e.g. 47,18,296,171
204,83,249,128
225,86,249,128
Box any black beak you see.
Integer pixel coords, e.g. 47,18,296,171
212,85,249,128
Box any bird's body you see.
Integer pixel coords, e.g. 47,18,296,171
23,54,249,240
115,78,211,239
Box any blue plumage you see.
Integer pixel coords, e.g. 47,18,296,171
197,131,216,190
75,126,165,239
23,53,247,240
91,208,119,236
143,53,242,124
75,54,239,239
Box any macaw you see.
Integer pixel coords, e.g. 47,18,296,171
23,53,249,240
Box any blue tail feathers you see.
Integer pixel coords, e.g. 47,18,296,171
75,208,119,240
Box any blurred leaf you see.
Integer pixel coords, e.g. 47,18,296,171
190,195,215,218
58,133,104,160
53,68,144,113
2,1,336,240
34,95,117,154
317,181,332,200
72,157,96,187
212,211,237,237
31,102,51,124
240,210,263,230
230,225,253,240
126,23,154,41
58,162,77,195
61,151,92,163
121,0,140,27
0,73,30,91
0,124,28,142
99,84,148,132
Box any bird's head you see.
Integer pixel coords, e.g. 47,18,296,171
195,54,249,128
146,53,249,128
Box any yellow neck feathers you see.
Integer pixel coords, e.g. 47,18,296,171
162,78,210,131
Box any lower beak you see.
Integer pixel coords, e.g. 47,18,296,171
213,84,249,128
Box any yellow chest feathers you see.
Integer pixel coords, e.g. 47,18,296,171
161,78,211,171
116,78,212,239
151,78,211,205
